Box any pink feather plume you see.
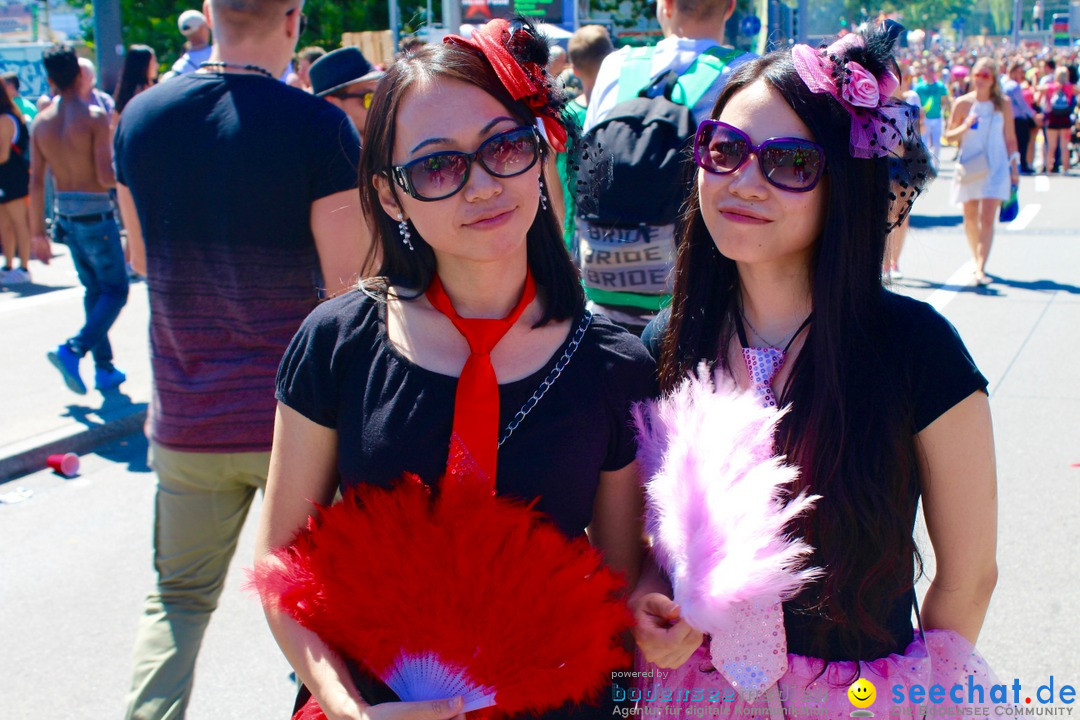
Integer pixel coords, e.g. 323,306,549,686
632,364,823,636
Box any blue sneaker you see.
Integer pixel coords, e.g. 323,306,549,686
94,366,127,391
3,267,31,284
47,344,87,395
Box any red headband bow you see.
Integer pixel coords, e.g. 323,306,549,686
444,19,568,153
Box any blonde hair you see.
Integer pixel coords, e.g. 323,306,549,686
567,25,614,77
973,57,1006,112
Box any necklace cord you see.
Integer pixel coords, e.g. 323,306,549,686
737,309,812,354
198,61,275,80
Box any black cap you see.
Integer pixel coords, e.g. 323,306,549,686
309,47,384,97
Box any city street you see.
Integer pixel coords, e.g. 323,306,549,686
2,155,1079,718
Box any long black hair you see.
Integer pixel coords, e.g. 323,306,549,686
0,78,18,119
660,43,927,663
358,20,584,326
114,45,156,114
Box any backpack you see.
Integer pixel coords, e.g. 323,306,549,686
1049,89,1072,118
575,46,738,318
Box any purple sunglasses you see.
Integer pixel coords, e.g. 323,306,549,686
693,120,827,193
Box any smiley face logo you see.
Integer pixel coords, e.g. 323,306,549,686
848,678,877,709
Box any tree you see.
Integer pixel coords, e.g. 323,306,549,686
840,0,870,27
587,0,754,33
797,0,970,36
986,0,1013,34
888,0,969,33
586,0,653,29
87,0,424,70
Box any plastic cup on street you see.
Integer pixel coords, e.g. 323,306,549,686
47,452,80,477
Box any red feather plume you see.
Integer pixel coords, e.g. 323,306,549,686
252,436,631,719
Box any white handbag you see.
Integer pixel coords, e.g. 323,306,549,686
957,150,991,184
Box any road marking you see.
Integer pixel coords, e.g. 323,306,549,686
925,260,976,314
0,283,147,318
1035,176,1050,192
1005,203,1041,231
921,200,1038,313
0,286,83,316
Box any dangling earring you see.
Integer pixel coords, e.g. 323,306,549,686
538,176,549,211
396,213,414,252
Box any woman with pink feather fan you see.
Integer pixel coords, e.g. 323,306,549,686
628,22,1000,718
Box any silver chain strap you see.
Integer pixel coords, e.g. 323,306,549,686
498,311,593,447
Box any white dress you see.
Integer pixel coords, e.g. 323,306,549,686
950,99,1011,205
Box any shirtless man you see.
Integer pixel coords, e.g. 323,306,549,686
37,57,116,118
32,44,128,395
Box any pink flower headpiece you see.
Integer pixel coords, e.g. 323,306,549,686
791,34,913,159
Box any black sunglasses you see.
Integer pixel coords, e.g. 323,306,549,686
693,120,826,193
391,126,541,202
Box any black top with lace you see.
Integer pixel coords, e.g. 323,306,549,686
277,289,657,538
277,290,656,716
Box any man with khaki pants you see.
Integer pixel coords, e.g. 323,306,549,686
113,0,367,716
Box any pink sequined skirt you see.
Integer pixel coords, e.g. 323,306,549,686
633,629,999,718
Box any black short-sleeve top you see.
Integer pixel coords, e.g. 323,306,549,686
643,291,987,435
277,290,658,539
642,290,989,660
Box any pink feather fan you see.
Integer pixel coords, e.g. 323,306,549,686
632,364,822,694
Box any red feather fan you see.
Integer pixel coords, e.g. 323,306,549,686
253,437,631,719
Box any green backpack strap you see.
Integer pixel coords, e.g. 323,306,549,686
671,45,740,109
613,45,740,109
615,46,658,104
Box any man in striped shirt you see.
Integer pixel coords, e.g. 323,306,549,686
114,1,367,716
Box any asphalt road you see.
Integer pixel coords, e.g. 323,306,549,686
2,155,1078,718
0,432,296,719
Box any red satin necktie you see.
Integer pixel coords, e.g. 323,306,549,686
425,271,537,484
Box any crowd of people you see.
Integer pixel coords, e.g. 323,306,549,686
853,33,1079,284
2,0,1025,718
895,42,1079,176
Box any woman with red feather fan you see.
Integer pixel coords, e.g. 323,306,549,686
628,22,1000,718
253,17,656,720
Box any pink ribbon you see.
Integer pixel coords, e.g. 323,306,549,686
791,34,912,159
